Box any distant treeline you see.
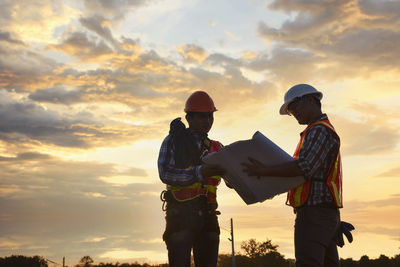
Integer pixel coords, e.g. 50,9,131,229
0,255,47,267
218,254,400,267
1,238,399,267
1,253,400,267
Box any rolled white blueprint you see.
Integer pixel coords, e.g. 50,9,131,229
203,131,305,205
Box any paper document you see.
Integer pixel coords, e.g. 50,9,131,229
203,131,305,205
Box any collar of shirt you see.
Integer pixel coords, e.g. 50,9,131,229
299,113,329,136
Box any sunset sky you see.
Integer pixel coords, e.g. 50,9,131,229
1,0,400,265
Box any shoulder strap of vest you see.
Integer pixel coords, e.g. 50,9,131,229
209,140,222,152
311,120,334,131
303,119,337,137
203,137,211,150
309,119,340,142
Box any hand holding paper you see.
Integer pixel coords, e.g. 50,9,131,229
241,157,267,178
200,163,225,178
242,157,304,178
203,131,305,205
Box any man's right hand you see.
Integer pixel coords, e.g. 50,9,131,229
201,163,225,178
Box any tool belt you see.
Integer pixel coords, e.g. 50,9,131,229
161,190,219,214
293,203,338,214
162,190,220,241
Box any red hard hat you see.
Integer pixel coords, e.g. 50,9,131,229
184,91,217,112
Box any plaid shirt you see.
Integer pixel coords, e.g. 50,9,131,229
297,114,340,207
158,132,207,187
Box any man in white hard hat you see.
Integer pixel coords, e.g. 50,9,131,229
242,84,344,267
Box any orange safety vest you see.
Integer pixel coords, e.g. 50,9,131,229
287,119,343,208
168,139,222,203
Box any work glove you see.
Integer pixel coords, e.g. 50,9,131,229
336,221,355,248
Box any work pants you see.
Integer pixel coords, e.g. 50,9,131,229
163,197,220,267
294,206,340,267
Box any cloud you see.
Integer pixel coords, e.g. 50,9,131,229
360,0,400,19
269,0,345,12
341,194,400,237
42,42,276,120
0,41,60,91
205,53,242,68
0,0,79,43
359,226,400,239
3,0,396,157
369,194,400,207
1,10,278,128
0,1,14,21
258,0,400,72
177,44,209,64
83,0,151,21
119,36,141,53
187,66,273,102
246,46,319,83
28,87,84,105
0,153,149,197
0,194,164,263
261,0,352,43
79,15,117,46
3,37,275,131
0,152,52,161
331,114,400,156
0,31,24,45
0,152,163,264
375,167,400,178
0,91,92,147
0,90,159,148
224,30,241,41
49,31,113,61
318,28,400,68
329,102,400,156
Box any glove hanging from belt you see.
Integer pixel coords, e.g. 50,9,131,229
336,221,355,248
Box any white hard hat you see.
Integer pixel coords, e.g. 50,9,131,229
279,84,323,115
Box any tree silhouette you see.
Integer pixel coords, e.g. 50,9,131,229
241,238,278,258
216,238,292,267
76,256,94,267
0,255,47,267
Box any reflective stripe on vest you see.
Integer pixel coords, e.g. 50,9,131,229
287,120,343,208
168,140,222,203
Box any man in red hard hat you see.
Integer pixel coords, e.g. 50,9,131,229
158,91,226,267
242,84,352,267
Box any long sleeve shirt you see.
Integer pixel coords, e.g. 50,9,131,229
296,114,340,207
158,133,204,187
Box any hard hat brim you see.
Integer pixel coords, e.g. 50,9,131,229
279,92,323,116
184,107,217,112
279,103,290,115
